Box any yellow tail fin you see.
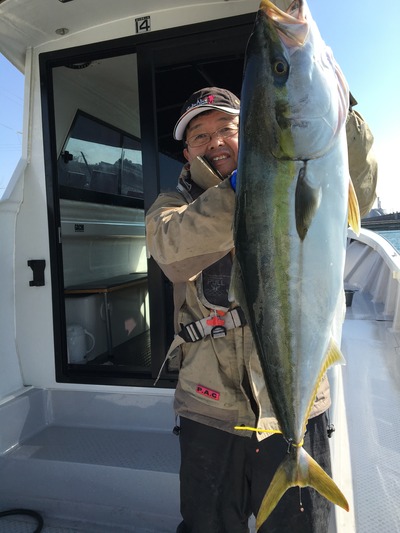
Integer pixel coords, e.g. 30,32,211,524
256,446,349,530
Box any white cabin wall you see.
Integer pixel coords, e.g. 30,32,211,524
0,176,25,398
0,52,33,399
34,2,260,58
14,50,56,388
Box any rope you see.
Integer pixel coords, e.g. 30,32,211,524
234,426,304,447
0,509,43,533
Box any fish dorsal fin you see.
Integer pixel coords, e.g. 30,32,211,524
348,178,361,235
295,165,321,240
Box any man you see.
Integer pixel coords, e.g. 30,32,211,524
146,87,376,532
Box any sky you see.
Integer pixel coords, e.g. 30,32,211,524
0,0,399,211
307,0,399,213
0,53,24,192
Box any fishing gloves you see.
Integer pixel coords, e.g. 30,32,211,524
230,170,237,192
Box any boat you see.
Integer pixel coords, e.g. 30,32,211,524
362,211,400,231
0,0,399,531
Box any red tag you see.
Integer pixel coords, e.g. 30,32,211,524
206,316,225,327
206,310,225,327
196,384,220,401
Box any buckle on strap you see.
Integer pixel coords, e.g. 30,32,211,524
179,321,204,343
178,307,246,343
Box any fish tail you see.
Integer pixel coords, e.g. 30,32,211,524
256,447,349,530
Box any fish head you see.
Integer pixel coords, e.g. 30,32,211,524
254,0,349,161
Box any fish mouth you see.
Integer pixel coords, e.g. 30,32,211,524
259,0,309,48
256,1,345,161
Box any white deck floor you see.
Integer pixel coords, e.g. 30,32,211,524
338,290,400,532
1,289,400,532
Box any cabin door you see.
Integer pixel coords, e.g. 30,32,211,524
40,14,254,387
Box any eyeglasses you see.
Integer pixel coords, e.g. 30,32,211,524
186,125,239,148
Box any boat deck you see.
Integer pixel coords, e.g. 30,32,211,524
336,290,400,531
0,387,182,533
1,289,400,532
0,426,181,532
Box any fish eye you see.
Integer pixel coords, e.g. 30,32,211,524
274,59,288,75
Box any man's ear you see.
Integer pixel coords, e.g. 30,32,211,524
183,147,190,162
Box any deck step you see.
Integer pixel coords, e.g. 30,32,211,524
0,425,181,532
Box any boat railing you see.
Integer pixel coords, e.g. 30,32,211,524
345,228,400,331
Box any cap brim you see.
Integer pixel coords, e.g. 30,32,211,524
173,105,240,141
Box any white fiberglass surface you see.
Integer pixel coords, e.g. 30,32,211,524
341,297,400,531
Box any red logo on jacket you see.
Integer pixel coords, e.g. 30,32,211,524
196,384,220,401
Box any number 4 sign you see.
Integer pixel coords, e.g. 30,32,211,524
135,16,151,34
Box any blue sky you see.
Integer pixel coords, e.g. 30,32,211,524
308,0,399,213
0,54,24,191
0,0,398,211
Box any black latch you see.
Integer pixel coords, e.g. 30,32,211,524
27,260,46,287
327,423,335,438
61,150,73,163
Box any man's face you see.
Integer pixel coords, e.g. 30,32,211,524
183,110,239,178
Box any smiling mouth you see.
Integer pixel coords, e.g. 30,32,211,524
211,154,229,162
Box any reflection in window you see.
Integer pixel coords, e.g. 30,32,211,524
58,111,143,199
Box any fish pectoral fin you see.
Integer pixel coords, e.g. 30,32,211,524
256,447,349,531
348,178,361,235
295,165,322,241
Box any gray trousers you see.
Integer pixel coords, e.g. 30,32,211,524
176,413,332,533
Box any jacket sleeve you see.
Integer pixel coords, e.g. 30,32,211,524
346,107,378,218
146,175,235,283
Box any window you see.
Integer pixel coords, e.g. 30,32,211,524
58,110,143,202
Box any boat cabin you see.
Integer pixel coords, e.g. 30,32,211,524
1,1,400,531
0,0,259,390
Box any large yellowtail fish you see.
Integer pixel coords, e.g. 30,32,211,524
232,0,360,529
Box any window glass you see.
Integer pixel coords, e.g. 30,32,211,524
52,54,151,379
58,112,143,198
